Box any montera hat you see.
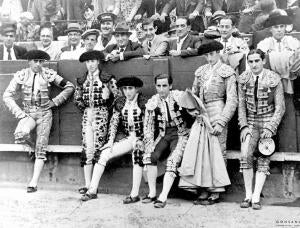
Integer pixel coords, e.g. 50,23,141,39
81,29,100,39
177,89,201,110
79,50,105,62
65,23,83,34
1,22,17,35
197,40,224,55
23,50,50,60
97,12,117,23
112,22,132,35
258,138,275,156
117,76,143,88
265,14,292,28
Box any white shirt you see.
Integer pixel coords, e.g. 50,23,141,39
3,45,16,60
176,34,188,51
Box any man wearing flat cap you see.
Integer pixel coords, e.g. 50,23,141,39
3,50,75,193
257,13,300,152
191,40,237,205
80,76,147,203
94,12,117,51
104,22,145,62
74,50,120,196
0,22,27,60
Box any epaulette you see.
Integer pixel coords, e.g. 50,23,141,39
216,64,235,78
42,67,57,82
237,70,251,84
264,69,281,87
137,93,148,110
145,94,159,111
100,70,113,83
194,64,209,78
114,96,126,112
14,68,28,84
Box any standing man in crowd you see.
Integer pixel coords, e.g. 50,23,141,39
142,18,168,58
169,17,202,58
238,49,285,210
95,12,117,51
3,50,75,193
143,73,192,208
104,22,145,62
0,22,27,60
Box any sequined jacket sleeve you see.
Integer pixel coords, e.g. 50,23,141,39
237,81,248,130
74,77,86,111
107,97,123,144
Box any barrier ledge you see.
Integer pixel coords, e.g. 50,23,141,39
1,144,300,161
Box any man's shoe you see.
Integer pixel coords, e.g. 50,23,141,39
142,196,157,204
81,193,97,201
240,199,252,208
27,186,37,193
78,187,88,194
252,202,262,210
123,196,140,204
154,200,167,208
198,197,220,206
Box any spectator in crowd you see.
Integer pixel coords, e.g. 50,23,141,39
65,0,92,21
3,50,74,193
37,25,61,60
94,12,117,51
160,0,205,33
207,10,226,28
169,17,202,57
96,0,120,16
104,22,144,62
16,12,40,42
205,0,245,15
31,0,63,23
142,18,168,58
118,0,142,23
131,22,146,45
80,3,100,31
167,23,177,38
1,0,23,22
59,23,83,60
0,22,27,60
134,0,170,35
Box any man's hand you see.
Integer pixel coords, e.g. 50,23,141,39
240,127,251,142
212,123,223,136
134,14,142,21
261,129,273,139
143,54,151,60
45,100,56,110
169,50,181,56
110,54,120,62
189,12,198,20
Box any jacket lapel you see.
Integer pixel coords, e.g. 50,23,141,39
182,34,191,50
0,45,3,60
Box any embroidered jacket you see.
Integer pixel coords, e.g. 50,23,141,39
107,93,147,143
238,69,285,134
143,90,191,155
192,61,238,127
3,67,75,119
74,70,119,111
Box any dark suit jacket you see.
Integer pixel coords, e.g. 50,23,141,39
162,0,205,16
0,44,27,60
206,0,244,13
104,40,145,61
136,0,168,16
252,28,272,48
169,33,202,57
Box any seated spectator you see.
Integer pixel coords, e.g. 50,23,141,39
59,23,84,60
0,22,27,60
37,24,61,60
142,18,168,58
207,10,226,28
31,0,63,23
16,12,40,42
160,0,205,33
134,0,170,35
132,22,147,45
94,12,117,51
80,3,101,31
205,0,244,15
104,22,144,62
169,17,202,57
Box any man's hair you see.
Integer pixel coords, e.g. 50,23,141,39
247,49,265,60
40,22,53,35
154,73,173,85
220,15,237,27
176,16,191,26
142,18,156,29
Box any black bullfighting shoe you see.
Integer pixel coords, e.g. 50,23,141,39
123,196,140,204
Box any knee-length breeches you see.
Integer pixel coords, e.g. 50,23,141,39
81,107,108,166
150,127,188,174
14,107,52,161
97,134,144,167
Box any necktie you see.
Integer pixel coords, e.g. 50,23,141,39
148,41,152,53
254,75,259,103
102,37,109,47
31,73,37,105
32,73,37,93
165,100,171,122
119,48,124,53
7,48,12,60
72,45,76,51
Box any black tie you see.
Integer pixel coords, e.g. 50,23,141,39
165,101,171,122
31,73,37,105
7,48,12,60
102,37,109,47
254,75,259,103
148,41,152,53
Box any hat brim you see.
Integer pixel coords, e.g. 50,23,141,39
112,31,132,35
23,50,50,60
66,28,83,34
265,15,292,28
117,77,143,88
198,41,224,55
79,50,105,62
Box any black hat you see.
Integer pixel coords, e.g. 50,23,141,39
1,22,17,35
112,22,132,35
265,15,291,28
97,12,117,24
23,50,50,60
79,50,105,62
117,76,143,88
197,40,224,55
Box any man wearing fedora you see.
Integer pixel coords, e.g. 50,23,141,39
104,22,144,62
238,49,285,210
94,12,117,51
3,50,75,193
0,22,27,60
